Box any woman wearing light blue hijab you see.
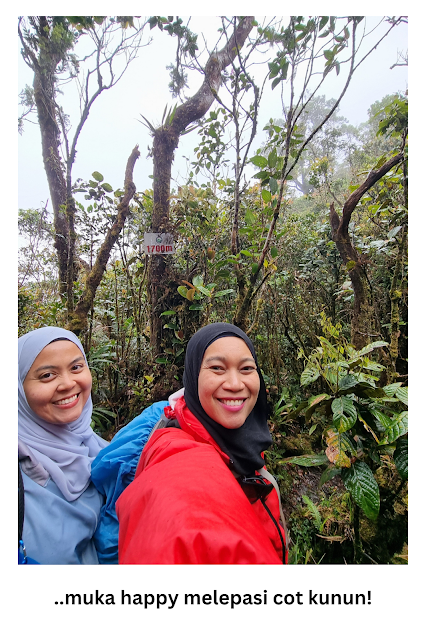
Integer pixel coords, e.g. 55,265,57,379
18,327,107,564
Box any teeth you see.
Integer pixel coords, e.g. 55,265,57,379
221,399,244,406
55,394,78,406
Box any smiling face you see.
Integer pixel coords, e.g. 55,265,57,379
23,340,92,425
198,337,260,430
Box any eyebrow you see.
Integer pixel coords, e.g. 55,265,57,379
203,355,256,364
33,356,85,373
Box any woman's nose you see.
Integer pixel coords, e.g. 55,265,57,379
222,369,244,391
57,372,76,390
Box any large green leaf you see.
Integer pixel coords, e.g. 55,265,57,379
332,396,357,432
338,374,358,391
354,340,388,357
353,383,387,399
261,189,272,203
300,366,320,386
250,155,268,168
395,386,408,406
268,148,278,168
192,274,204,287
383,382,403,397
305,393,331,422
369,407,394,432
386,411,408,443
279,453,328,467
92,171,104,182
283,401,308,420
342,462,380,520
213,289,234,298
394,438,408,480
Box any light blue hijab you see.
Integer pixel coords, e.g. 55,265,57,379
18,327,107,501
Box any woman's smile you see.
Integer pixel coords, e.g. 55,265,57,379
53,393,80,407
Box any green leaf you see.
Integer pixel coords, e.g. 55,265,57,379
394,438,408,480
155,356,168,364
271,247,278,259
338,374,358,391
300,366,320,386
355,341,388,357
92,407,116,418
382,382,403,397
302,495,322,530
395,386,408,406
245,209,256,225
160,310,177,317
189,304,203,310
196,284,211,297
308,393,331,409
213,289,234,298
240,249,253,257
268,148,278,169
269,177,278,195
261,189,272,203
92,171,104,182
386,411,408,444
250,155,268,168
177,286,189,298
342,462,380,520
369,407,394,432
353,382,386,399
279,453,328,467
283,401,308,421
163,323,179,330
192,275,203,287
251,263,259,274
319,16,328,30
101,183,113,192
305,393,331,422
331,396,358,433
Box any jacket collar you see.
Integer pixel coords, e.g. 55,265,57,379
174,396,231,465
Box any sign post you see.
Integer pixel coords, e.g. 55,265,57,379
143,233,175,255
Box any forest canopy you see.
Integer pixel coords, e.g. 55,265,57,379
18,15,408,564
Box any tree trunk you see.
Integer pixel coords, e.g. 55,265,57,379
31,21,69,301
329,153,403,349
68,145,140,335
147,17,255,353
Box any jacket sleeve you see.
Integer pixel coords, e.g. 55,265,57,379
90,401,168,564
116,429,283,564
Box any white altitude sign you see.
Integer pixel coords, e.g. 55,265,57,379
143,233,175,255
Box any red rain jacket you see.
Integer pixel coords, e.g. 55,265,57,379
117,396,287,564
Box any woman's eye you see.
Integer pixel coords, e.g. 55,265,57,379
71,364,83,372
40,372,54,380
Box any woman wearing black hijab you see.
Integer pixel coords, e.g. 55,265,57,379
117,323,288,564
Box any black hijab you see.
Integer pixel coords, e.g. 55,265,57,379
183,323,272,476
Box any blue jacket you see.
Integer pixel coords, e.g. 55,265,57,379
21,471,102,564
91,401,168,563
